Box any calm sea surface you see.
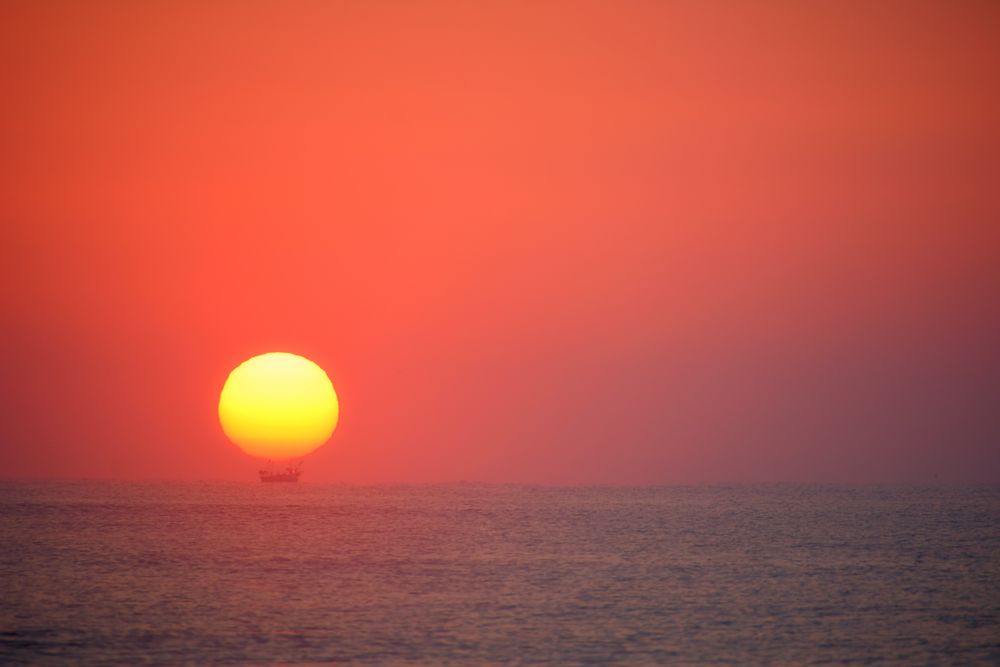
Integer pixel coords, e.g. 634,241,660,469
1,482,997,665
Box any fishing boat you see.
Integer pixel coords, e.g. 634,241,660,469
259,462,302,482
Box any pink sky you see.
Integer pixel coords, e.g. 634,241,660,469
2,1,998,482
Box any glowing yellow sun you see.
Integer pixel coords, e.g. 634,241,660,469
218,352,339,460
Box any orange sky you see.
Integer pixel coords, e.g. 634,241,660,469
2,1,999,483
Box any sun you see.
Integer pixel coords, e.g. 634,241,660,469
218,352,339,460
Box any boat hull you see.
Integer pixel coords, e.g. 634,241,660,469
259,471,300,482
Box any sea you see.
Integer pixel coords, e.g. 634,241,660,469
1,482,997,665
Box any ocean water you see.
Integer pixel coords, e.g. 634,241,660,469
0,483,997,665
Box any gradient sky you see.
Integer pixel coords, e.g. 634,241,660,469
2,1,999,483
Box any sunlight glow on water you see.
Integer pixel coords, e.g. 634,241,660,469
1,482,998,664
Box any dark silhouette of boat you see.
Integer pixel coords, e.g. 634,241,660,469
259,462,302,482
